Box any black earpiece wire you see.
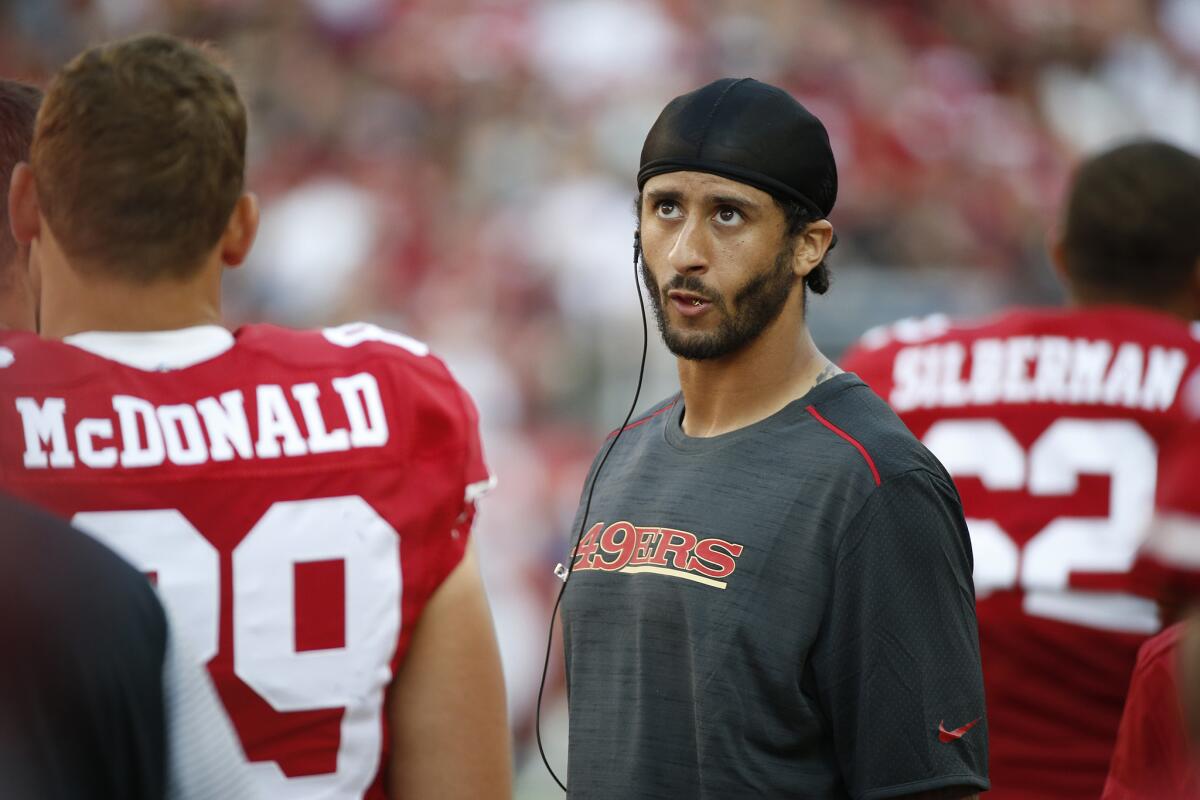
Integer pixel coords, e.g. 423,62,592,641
535,230,649,793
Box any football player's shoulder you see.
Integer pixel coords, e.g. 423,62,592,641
842,315,941,379
848,312,954,357
237,321,461,393
1074,305,1200,347
842,311,1019,381
1132,622,1185,683
0,330,102,387
236,322,474,444
0,329,38,375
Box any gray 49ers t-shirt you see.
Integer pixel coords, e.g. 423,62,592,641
561,374,988,799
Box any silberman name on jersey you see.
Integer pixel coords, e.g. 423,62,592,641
572,521,745,590
14,372,388,470
891,337,1190,413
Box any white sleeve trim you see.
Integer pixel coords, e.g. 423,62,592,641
322,322,430,357
465,474,498,504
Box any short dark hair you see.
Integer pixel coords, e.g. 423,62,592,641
32,34,246,282
1061,140,1200,307
0,80,42,274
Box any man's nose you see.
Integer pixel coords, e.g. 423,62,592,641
666,215,708,277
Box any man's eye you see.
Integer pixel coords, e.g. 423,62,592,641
656,201,681,218
714,207,743,225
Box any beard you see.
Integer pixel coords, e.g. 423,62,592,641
640,241,798,361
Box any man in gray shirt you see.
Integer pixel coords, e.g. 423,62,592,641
561,78,988,799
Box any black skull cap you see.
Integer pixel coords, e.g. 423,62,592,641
638,78,838,219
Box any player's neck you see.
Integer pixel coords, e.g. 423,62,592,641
38,249,224,339
0,259,37,331
675,309,831,438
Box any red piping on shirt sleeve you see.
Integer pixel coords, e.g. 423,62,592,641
805,405,882,487
606,399,679,440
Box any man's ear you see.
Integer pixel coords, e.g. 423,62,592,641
792,219,833,278
9,163,40,247
219,192,259,268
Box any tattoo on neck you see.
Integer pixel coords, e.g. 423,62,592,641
813,361,842,387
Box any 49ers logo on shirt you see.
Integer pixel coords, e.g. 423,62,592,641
572,521,744,590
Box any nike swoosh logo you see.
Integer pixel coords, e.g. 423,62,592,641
938,717,982,743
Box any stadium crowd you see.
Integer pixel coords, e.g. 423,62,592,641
2,0,1199,795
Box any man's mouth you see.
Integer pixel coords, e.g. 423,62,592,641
667,290,713,317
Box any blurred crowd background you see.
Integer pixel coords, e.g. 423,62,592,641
3,0,1199,795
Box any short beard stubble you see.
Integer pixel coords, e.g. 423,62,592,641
640,239,798,361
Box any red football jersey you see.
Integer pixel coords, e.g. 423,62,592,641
1102,623,1198,800
842,306,1200,799
1132,367,1200,604
0,322,492,799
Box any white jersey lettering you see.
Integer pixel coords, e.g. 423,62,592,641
76,417,117,468
115,394,166,468
332,373,388,449
292,383,351,454
16,397,75,468
196,391,253,462
11,374,391,470
255,384,309,459
889,337,1189,412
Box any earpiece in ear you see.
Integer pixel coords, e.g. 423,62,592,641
632,230,641,266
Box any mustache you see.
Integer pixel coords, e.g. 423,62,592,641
660,274,718,304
